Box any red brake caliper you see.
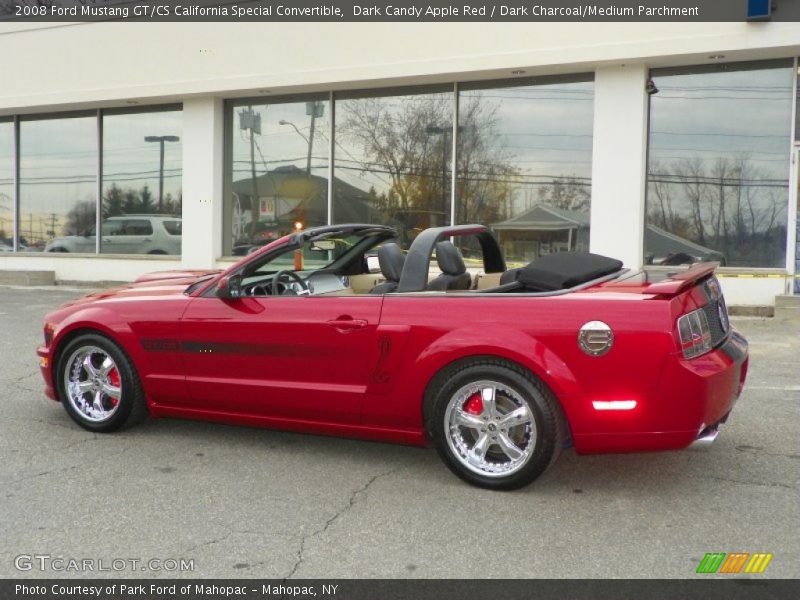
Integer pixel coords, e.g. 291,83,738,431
107,368,120,406
463,392,483,415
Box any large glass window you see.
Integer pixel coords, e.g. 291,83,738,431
457,77,594,265
101,108,182,255
19,115,97,253
0,121,12,251
333,87,453,247
646,60,794,268
223,96,330,256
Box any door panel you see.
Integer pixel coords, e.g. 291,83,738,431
178,295,383,424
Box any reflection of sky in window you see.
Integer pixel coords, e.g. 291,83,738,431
19,116,97,222
459,81,594,215
230,101,330,183
649,68,793,177
645,65,793,268
103,111,182,199
465,82,594,179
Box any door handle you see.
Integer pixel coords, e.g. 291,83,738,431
327,318,368,331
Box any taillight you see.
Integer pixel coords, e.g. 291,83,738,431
677,308,712,359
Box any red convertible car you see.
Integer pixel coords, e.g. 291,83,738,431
37,223,748,489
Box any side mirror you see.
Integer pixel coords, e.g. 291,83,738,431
310,240,337,252
216,273,243,299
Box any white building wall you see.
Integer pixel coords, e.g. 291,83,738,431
590,64,649,269
181,97,224,270
2,23,800,112
1,22,799,303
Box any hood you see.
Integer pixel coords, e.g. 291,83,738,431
135,269,221,284
55,271,219,313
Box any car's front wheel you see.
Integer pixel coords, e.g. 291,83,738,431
56,333,147,432
425,358,565,490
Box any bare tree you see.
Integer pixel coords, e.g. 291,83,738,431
536,176,590,212
339,94,519,240
674,158,709,246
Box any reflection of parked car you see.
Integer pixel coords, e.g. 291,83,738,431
37,223,748,490
0,241,13,252
45,215,181,255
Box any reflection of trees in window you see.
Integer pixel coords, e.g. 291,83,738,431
337,94,453,241
63,186,182,237
64,201,96,236
646,62,792,268
648,156,787,267
337,92,524,245
103,183,182,218
456,97,519,225
457,79,594,263
536,176,590,212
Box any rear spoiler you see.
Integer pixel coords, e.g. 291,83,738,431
645,262,719,295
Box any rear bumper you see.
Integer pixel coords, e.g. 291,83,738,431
572,328,748,454
37,345,58,402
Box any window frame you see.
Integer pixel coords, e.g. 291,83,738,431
5,104,182,256
645,58,796,271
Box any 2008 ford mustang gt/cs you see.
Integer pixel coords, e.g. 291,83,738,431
37,223,748,489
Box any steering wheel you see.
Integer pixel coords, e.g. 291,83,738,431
271,270,310,296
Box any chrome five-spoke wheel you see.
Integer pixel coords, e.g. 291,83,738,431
63,345,123,422
445,380,536,478
426,358,565,489
58,334,147,432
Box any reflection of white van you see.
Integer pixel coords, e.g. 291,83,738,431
45,215,182,255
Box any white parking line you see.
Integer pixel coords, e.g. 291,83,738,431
746,385,800,391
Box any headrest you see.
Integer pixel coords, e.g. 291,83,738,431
377,243,405,282
516,251,623,291
435,241,466,276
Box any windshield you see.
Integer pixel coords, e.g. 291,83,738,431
250,234,364,276
184,274,216,295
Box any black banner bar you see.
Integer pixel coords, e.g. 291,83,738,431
3,580,800,600
2,0,800,22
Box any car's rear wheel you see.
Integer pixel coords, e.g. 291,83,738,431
57,333,147,432
425,358,565,490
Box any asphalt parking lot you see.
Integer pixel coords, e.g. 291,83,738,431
0,285,797,579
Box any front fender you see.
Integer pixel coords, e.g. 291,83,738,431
50,306,144,374
47,308,149,398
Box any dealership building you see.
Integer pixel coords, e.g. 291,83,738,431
0,18,799,307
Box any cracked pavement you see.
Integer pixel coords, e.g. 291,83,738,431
0,286,797,578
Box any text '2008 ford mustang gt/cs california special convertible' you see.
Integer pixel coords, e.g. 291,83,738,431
37,223,748,489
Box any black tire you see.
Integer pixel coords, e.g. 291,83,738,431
147,250,167,255
424,357,565,490
56,333,148,432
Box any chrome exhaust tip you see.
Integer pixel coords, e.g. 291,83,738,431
691,426,720,448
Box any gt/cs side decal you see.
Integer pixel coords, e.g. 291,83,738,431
140,339,354,358
140,339,181,352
